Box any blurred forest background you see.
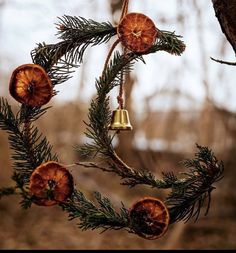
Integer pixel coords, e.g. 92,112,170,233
0,0,236,250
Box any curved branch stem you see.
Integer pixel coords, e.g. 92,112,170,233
102,39,120,77
210,57,236,66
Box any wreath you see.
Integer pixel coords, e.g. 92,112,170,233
0,0,223,240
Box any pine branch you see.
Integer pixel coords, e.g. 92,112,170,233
150,30,186,56
0,98,58,183
79,44,182,157
0,98,57,207
0,173,33,208
18,104,50,124
11,172,33,209
77,75,224,223
61,189,160,236
71,19,224,225
109,163,187,189
78,144,223,225
31,15,116,86
166,144,224,224
31,42,77,86
60,190,129,232
57,15,116,46
78,51,144,157
78,29,185,158
76,161,168,188
77,38,187,187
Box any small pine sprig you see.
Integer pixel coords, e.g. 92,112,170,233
76,161,165,188
0,98,57,206
31,41,77,86
56,15,116,46
11,172,33,209
60,190,129,232
31,15,116,86
19,104,50,124
0,173,32,208
166,144,224,224
0,98,57,185
154,30,186,56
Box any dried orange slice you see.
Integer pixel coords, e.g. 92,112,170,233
29,161,74,206
117,12,157,53
129,197,170,240
9,64,53,107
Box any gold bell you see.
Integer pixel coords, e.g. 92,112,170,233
109,109,133,131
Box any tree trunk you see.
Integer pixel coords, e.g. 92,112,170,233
212,0,236,54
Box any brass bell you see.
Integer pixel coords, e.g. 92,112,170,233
109,109,133,131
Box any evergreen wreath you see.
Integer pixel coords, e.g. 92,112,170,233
0,0,224,240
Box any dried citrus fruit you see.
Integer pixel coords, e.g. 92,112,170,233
129,197,170,240
117,12,157,53
9,64,53,107
29,161,74,206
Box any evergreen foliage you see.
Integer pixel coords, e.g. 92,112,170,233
0,6,223,239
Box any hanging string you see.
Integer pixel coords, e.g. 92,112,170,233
102,0,129,78
117,46,128,109
117,72,124,109
117,0,129,109
120,0,129,20
101,0,129,109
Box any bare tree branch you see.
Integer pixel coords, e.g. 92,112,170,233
210,57,236,66
212,0,236,54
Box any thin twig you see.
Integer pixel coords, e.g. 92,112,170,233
111,151,133,171
210,57,236,66
76,162,112,172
